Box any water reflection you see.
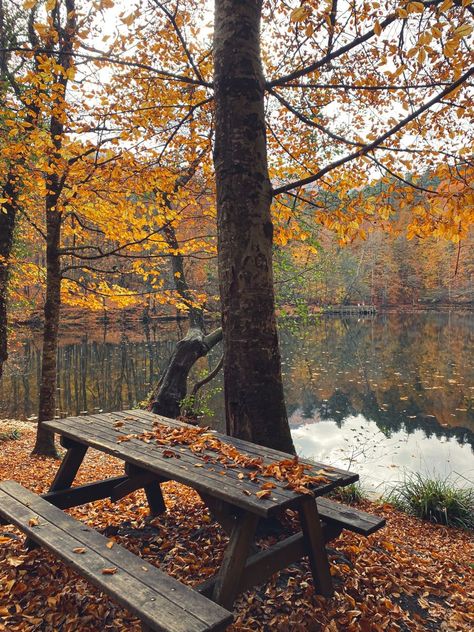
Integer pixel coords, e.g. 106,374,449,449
1,312,473,486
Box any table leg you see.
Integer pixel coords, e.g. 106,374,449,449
49,437,88,492
125,463,166,516
212,511,259,609
298,496,334,597
25,438,88,550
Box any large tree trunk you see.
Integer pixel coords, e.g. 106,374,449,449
213,0,294,452
0,174,17,380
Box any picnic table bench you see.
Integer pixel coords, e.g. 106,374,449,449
0,480,232,632
0,409,385,629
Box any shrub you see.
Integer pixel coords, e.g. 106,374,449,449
388,473,474,529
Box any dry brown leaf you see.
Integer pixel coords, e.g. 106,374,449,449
72,547,86,554
101,567,118,575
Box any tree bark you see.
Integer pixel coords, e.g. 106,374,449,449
151,327,222,418
0,173,17,381
32,0,76,456
213,0,294,452
32,210,62,457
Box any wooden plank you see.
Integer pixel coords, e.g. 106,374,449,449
316,497,386,536
118,410,355,496
49,440,88,492
129,410,359,484
0,481,232,632
42,476,128,509
212,512,259,609
298,496,334,597
45,410,358,487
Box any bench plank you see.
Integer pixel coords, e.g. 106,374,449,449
0,481,232,632
316,497,386,536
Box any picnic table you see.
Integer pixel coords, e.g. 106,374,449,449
43,409,359,600
0,410,385,631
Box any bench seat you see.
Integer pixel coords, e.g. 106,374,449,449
0,480,232,632
316,497,386,536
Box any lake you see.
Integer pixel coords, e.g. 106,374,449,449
1,311,473,493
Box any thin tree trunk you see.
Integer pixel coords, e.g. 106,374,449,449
0,174,17,380
32,0,76,456
213,0,294,452
32,212,62,456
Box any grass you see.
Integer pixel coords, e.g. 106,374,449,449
330,482,367,504
387,473,474,530
0,429,21,442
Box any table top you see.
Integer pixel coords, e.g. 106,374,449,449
44,410,358,518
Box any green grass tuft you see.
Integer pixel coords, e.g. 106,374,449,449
0,429,22,442
330,482,366,504
387,473,474,530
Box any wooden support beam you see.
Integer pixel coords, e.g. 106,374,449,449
42,477,128,509
49,440,88,492
298,496,334,597
212,512,259,609
125,463,167,516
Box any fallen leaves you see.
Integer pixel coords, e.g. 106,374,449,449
72,548,85,554
0,429,472,631
101,567,118,575
117,421,332,499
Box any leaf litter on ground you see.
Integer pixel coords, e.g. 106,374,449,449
0,429,472,631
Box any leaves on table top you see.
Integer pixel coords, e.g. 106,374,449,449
116,421,332,498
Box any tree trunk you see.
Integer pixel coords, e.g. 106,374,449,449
213,0,294,453
151,327,222,418
0,174,17,381
32,211,62,457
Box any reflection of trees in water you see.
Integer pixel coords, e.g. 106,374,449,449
0,323,181,419
281,312,474,452
1,313,473,456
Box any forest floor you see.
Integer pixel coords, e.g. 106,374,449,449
0,425,472,632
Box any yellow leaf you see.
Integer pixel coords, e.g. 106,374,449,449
290,6,310,22
374,20,382,36
406,1,425,13
121,13,135,26
454,24,473,38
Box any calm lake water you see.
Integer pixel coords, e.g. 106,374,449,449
1,311,473,492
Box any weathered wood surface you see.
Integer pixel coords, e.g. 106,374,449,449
43,410,358,518
316,497,386,536
0,481,233,632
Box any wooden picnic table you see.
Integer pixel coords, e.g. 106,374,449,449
42,409,359,609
